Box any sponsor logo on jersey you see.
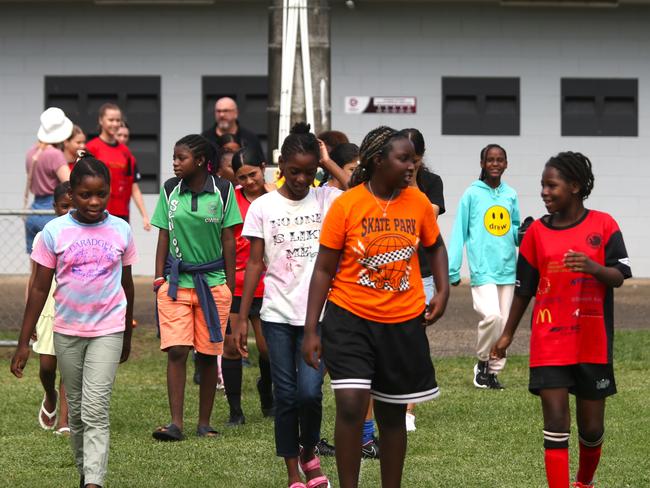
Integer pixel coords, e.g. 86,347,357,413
586,233,603,249
536,308,553,324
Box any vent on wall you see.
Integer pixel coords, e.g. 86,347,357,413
561,78,637,137
442,77,520,136
501,0,618,6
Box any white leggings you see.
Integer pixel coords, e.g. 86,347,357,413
471,284,514,374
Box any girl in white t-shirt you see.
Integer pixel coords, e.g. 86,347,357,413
233,123,349,488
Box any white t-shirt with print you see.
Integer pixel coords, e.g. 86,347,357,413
242,186,342,326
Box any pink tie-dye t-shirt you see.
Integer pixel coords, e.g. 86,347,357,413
31,212,138,337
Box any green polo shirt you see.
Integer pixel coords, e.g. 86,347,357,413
151,175,242,289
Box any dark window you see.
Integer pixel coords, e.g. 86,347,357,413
561,78,637,137
202,76,268,159
442,77,520,136
45,76,161,193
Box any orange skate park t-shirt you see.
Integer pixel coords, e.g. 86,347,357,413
320,184,439,323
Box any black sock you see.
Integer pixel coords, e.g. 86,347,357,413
221,358,243,415
258,356,273,395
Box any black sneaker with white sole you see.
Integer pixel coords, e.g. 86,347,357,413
473,361,490,389
488,373,505,390
361,438,380,459
314,437,335,457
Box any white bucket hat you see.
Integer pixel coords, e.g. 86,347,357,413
37,107,73,144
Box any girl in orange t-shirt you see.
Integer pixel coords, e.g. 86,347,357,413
302,126,450,488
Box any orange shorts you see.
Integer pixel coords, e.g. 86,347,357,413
157,281,232,356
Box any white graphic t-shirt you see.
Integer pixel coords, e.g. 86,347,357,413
242,186,341,325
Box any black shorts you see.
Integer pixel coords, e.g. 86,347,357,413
321,301,439,404
230,296,263,317
529,363,617,400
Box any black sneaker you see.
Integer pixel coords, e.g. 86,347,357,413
361,438,380,459
488,373,505,390
473,361,490,389
314,437,335,457
226,411,246,427
256,377,275,417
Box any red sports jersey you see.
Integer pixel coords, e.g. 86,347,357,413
516,210,631,367
234,187,264,297
86,138,137,218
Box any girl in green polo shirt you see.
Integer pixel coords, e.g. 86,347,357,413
151,134,242,441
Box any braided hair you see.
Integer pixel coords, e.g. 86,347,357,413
350,126,407,187
479,144,508,180
70,151,110,189
175,134,217,175
546,151,595,200
280,122,320,163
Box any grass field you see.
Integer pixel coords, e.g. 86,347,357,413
1,327,648,488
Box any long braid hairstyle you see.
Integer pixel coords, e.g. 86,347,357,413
175,134,217,175
350,126,405,188
479,143,508,181
546,151,595,200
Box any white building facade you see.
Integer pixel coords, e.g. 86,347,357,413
1,1,648,276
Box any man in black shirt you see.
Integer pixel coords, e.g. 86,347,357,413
202,97,264,161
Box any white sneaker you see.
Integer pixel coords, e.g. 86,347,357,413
405,412,416,432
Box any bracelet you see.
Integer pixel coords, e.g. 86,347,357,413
153,277,166,292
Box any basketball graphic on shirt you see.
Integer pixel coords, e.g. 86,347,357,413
357,234,415,292
484,205,511,236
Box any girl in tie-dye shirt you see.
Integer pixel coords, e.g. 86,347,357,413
11,154,137,488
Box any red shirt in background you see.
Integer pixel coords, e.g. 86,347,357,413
86,138,137,218
234,187,265,297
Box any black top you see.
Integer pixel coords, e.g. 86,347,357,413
417,171,445,278
201,122,265,162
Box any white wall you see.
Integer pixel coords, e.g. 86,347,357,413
0,2,268,275
330,3,650,277
2,2,649,276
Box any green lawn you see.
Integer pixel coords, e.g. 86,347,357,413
1,329,648,488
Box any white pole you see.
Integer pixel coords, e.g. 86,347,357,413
299,0,315,130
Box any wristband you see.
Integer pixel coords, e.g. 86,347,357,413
153,277,166,292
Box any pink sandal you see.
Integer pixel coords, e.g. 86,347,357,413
289,483,307,488
299,455,330,488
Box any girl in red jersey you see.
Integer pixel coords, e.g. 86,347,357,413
492,152,632,488
86,103,150,230
220,147,275,425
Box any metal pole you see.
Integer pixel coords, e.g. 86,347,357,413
268,0,284,162
268,0,330,162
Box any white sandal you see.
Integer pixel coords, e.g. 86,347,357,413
38,394,57,430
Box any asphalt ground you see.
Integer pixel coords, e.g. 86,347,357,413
2,276,647,358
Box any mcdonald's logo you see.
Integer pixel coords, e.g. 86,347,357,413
536,308,553,324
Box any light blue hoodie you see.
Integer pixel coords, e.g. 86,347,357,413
448,180,520,286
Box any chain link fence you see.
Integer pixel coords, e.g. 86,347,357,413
0,209,54,335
